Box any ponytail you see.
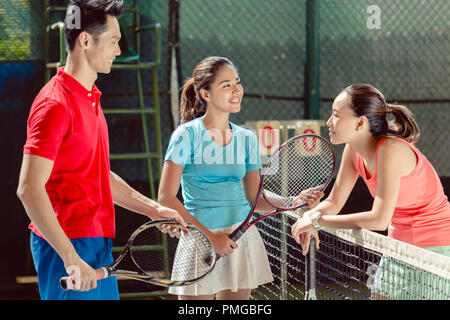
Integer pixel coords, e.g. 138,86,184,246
179,78,207,124
385,103,420,143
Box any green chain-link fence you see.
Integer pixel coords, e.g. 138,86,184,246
318,0,449,174
2,0,448,179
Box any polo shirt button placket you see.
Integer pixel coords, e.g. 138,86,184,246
87,92,98,114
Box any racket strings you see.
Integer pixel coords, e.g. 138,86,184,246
130,224,215,283
263,135,335,208
171,229,215,281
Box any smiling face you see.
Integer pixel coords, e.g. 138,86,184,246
84,15,121,74
200,64,244,115
326,91,361,145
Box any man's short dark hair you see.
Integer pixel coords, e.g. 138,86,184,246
64,0,125,51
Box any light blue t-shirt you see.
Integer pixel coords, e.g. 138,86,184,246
164,117,261,230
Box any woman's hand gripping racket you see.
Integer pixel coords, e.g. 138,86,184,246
60,219,216,290
228,133,336,243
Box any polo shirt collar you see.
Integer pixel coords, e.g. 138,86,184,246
56,67,102,99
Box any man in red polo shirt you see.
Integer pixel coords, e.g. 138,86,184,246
16,0,185,300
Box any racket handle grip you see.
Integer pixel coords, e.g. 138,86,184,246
229,228,245,243
59,267,108,291
213,229,245,263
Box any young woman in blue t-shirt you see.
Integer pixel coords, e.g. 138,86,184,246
158,56,323,300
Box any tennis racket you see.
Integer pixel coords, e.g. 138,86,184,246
228,133,336,242
60,219,216,290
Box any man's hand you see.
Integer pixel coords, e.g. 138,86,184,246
63,255,98,291
154,206,188,235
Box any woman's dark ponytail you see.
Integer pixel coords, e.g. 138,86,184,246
179,78,207,124
385,103,420,143
343,84,421,143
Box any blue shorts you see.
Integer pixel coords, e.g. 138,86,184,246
30,231,120,300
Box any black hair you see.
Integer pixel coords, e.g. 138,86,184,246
343,84,420,143
64,0,125,51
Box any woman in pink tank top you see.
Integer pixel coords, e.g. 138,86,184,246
290,84,450,299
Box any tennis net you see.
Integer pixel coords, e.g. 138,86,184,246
251,211,450,300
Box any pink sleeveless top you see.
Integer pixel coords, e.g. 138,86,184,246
354,137,450,247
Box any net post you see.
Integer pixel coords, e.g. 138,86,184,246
279,123,290,300
304,237,317,300
280,213,288,300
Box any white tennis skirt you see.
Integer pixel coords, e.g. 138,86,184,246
168,223,273,296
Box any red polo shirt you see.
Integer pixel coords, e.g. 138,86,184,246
24,67,115,239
